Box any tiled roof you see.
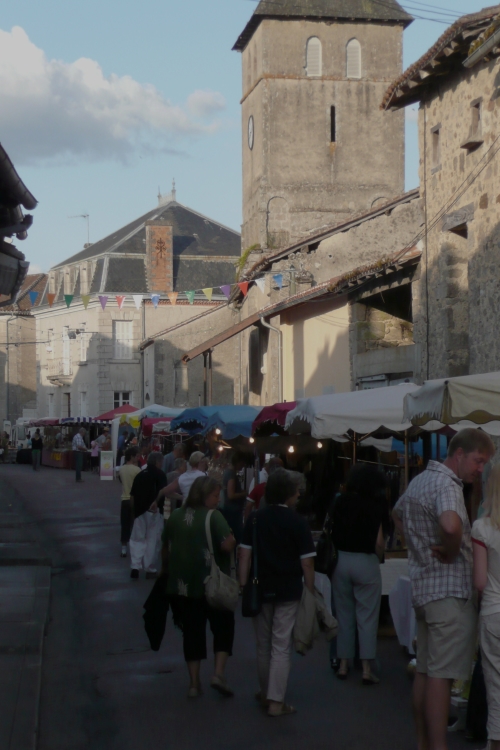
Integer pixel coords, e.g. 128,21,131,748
233,0,412,51
105,257,147,294
0,273,47,314
382,5,500,110
173,259,236,293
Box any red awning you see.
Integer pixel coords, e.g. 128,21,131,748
96,404,138,421
252,402,297,434
141,418,175,437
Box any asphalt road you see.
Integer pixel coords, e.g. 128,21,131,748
0,464,486,750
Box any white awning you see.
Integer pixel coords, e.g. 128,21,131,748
403,371,500,434
285,383,419,439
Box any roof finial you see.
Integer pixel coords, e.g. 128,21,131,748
158,186,162,206
172,178,176,202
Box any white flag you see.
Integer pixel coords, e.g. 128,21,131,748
255,277,266,294
132,295,143,310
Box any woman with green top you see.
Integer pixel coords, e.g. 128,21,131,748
163,476,236,698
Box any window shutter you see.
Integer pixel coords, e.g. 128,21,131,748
306,37,322,77
114,321,133,359
346,39,361,79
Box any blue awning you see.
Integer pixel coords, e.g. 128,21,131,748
171,405,263,439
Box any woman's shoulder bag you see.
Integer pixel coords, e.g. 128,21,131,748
204,509,240,612
242,515,262,618
315,504,338,578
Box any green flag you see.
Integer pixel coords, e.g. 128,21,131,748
64,295,74,308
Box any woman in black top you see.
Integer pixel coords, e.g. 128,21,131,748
31,429,43,472
331,464,387,684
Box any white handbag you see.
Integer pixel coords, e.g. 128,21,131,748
204,510,239,612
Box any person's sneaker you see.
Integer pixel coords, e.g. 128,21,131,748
210,675,234,697
145,568,158,579
130,569,139,580
121,546,127,558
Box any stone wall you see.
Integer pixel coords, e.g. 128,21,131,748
0,315,37,425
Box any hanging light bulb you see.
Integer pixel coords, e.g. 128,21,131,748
218,445,224,452
215,428,221,435
249,437,255,444
317,442,323,449
288,445,295,454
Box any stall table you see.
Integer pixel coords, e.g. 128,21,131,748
42,449,90,471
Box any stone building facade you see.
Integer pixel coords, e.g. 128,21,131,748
383,5,500,380
234,0,412,251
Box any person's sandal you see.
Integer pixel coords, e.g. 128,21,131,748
336,668,349,680
187,686,203,698
255,691,270,708
268,703,297,717
362,673,380,685
210,675,234,697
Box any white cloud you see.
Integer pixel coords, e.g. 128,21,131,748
187,90,226,118
405,107,419,123
27,263,44,274
0,26,226,165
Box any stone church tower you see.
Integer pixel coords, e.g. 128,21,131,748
234,0,413,252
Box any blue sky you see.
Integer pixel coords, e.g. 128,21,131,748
0,0,488,272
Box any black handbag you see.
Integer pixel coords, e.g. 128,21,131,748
315,511,337,578
143,576,169,652
242,516,262,618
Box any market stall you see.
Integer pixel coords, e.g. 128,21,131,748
112,404,184,458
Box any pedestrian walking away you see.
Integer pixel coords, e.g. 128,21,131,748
118,447,141,558
162,442,186,477
473,463,500,750
239,468,316,718
72,428,88,482
393,428,495,750
331,464,388,684
222,452,248,544
129,451,167,578
31,429,43,471
162,451,207,507
162,476,236,698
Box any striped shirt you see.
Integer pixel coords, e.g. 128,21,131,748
394,461,472,608
72,433,86,451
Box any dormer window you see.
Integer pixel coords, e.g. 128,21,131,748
306,37,322,77
346,39,361,79
461,98,483,151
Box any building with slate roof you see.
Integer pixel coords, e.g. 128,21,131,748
0,273,47,426
33,191,241,418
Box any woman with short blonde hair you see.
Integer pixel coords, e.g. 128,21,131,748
473,463,500,750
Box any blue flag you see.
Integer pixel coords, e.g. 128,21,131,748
29,291,38,306
272,274,283,289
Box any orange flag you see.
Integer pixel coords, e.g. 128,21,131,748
116,295,125,310
168,292,178,306
237,282,249,297
47,293,56,307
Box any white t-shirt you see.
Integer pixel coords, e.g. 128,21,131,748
179,469,206,504
472,517,500,617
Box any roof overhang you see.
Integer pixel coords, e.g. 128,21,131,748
181,250,421,363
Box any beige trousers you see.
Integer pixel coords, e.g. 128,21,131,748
253,601,300,703
480,613,500,741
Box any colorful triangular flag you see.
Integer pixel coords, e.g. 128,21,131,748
64,294,74,308
220,285,231,299
237,282,249,297
151,294,160,308
255,277,266,294
28,291,38,306
185,290,195,305
132,295,143,310
99,295,108,311
202,288,213,302
47,293,56,308
116,295,125,310
168,292,178,306
273,274,283,289
81,295,91,309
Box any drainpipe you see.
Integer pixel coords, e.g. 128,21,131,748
5,314,15,423
260,316,283,403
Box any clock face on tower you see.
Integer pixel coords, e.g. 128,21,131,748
248,115,254,150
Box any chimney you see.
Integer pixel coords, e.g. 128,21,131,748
145,220,173,293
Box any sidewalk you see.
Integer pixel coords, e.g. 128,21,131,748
0,470,51,750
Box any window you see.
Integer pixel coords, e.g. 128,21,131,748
80,326,87,362
113,321,133,360
47,393,55,418
330,106,336,143
306,37,322,77
431,125,441,168
62,327,71,376
346,39,361,79
461,98,483,151
80,392,88,417
114,392,131,409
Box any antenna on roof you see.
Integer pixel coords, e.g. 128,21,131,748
68,213,90,245
172,178,176,202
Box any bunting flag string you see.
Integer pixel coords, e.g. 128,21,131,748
132,295,143,310
237,282,249,297
220,285,231,299
116,295,125,310
202,288,213,302
99,295,108,311
168,292,178,306
82,295,91,309
255,277,266,294
151,294,160,308
28,291,38,306
185,290,195,305
273,274,283,289
47,293,56,308
64,294,74,308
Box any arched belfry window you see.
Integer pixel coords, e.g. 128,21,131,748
346,39,361,79
306,37,322,77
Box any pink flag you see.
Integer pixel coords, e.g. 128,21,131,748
116,295,126,309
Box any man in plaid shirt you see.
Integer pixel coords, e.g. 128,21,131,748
394,428,495,750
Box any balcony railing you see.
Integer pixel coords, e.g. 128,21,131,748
47,359,73,379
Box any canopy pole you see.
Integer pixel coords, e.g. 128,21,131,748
353,432,357,465
203,352,208,406
404,430,409,489
208,349,213,406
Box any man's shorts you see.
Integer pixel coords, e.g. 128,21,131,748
414,597,477,680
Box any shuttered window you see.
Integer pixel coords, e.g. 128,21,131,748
306,37,322,77
346,39,361,79
113,321,133,360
